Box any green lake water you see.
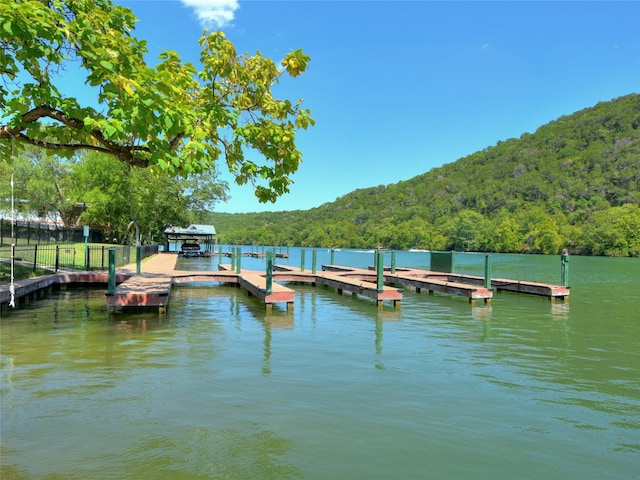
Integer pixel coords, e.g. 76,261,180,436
1,251,638,479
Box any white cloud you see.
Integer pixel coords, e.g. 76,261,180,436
180,0,239,28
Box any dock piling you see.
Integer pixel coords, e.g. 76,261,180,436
484,254,492,289
266,251,273,295
376,250,384,291
561,249,569,287
107,247,116,295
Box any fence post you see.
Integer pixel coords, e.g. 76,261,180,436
136,245,141,274
55,245,59,272
33,244,38,273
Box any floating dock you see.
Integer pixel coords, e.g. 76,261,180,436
271,265,403,306
0,252,570,315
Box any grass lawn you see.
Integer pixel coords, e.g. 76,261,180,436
0,261,53,284
0,243,131,283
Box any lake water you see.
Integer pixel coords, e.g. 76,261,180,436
1,250,638,479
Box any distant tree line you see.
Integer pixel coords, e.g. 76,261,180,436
209,94,640,257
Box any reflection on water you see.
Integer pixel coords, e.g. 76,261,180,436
1,253,639,479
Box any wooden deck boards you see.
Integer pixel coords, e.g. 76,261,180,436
324,265,492,303
0,253,570,314
402,271,569,299
273,264,402,306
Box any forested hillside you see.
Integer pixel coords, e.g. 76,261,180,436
210,94,640,256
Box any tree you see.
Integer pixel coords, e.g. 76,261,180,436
445,210,488,252
74,151,229,243
1,0,314,203
0,146,85,226
492,214,523,253
584,204,640,256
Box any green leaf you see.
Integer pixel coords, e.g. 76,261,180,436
100,60,114,71
103,124,118,139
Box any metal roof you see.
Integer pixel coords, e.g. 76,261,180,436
164,224,216,236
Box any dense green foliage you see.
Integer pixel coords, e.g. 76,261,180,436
1,0,313,203
209,94,640,256
0,148,228,243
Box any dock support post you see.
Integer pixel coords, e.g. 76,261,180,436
376,250,384,291
136,245,141,274
108,247,116,295
391,250,396,274
266,251,273,295
312,249,317,274
484,254,492,289
84,226,89,270
561,249,569,286
231,248,236,270
236,246,242,274
330,248,335,266
300,249,305,272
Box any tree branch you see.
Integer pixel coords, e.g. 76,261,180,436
1,105,150,167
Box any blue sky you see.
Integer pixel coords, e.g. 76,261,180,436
117,0,639,213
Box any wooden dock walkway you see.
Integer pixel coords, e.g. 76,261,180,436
106,254,297,313
399,271,570,300
0,270,134,315
270,264,403,306
321,265,492,303
321,265,568,302
0,253,569,315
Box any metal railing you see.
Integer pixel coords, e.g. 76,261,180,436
0,244,159,282
0,218,105,245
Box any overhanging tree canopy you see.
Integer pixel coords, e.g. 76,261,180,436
0,0,314,202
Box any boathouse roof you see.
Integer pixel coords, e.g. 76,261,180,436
164,224,216,238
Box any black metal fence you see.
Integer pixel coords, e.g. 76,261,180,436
0,244,159,280
0,218,105,246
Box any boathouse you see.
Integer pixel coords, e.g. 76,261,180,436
163,224,217,255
